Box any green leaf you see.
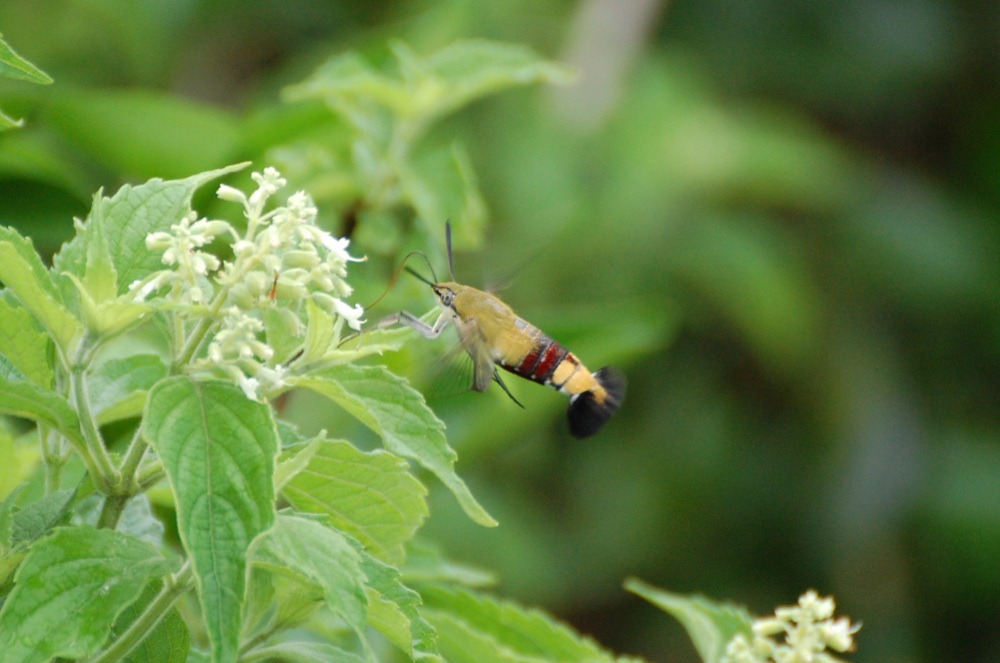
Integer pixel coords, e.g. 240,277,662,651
280,437,428,563
69,272,153,338
283,51,401,129
0,227,83,353
0,33,53,84
0,484,23,553
356,547,442,662
403,143,486,244
53,163,249,294
59,190,153,336
0,525,178,663
74,493,165,549
143,377,278,663
285,39,573,149
88,354,169,424
292,363,496,527
9,489,75,550
420,585,617,663
0,356,84,450
400,541,495,588
625,579,753,663
44,89,240,179
298,298,341,365
394,39,575,126
298,299,413,369
253,514,368,633
111,580,191,663
0,297,54,388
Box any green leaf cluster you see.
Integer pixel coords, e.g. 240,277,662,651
279,40,573,255
0,38,715,663
0,161,475,663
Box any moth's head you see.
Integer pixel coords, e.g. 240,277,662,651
432,282,459,309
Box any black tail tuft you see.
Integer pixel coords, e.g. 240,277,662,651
567,367,627,438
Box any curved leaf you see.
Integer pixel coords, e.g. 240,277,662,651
143,377,278,663
280,438,428,562
253,514,368,633
625,579,753,663
292,364,496,527
0,526,177,663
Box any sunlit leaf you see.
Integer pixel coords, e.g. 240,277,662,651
400,541,495,588
143,377,278,663
0,227,82,352
0,356,83,450
88,353,169,424
357,547,442,662
291,363,496,527
242,641,365,663
253,514,368,633
403,143,486,246
53,163,248,293
396,39,575,124
280,437,428,563
0,297,53,388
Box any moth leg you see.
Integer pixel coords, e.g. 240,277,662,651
492,372,525,408
377,310,449,339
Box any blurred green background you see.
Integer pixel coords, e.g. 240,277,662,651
2,1,999,662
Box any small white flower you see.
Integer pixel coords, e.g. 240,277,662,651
255,364,289,393
146,231,174,252
722,592,859,663
129,271,173,302
237,373,260,401
334,298,365,331
217,184,247,204
821,618,860,653
249,167,286,208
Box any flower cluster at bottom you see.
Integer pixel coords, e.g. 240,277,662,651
722,590,860,663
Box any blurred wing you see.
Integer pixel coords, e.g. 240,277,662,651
469,340,495,393
453,317,495,393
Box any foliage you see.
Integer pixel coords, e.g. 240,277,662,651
0,40,701,663
1,1,995,662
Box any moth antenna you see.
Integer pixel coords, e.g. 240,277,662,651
445,221,456,281
366,251,437,311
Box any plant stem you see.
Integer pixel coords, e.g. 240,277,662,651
88,562,194,663
96,428,150,529
137,462,165,491
70,365,121,492
38,426,65,493
174,275,235,367
96,494,130,530
119,427,150,485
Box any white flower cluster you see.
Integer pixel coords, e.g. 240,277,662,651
132,167,365,399
722,591,860,663
139,213,229,305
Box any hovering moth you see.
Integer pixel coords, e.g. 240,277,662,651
378,224,625,438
